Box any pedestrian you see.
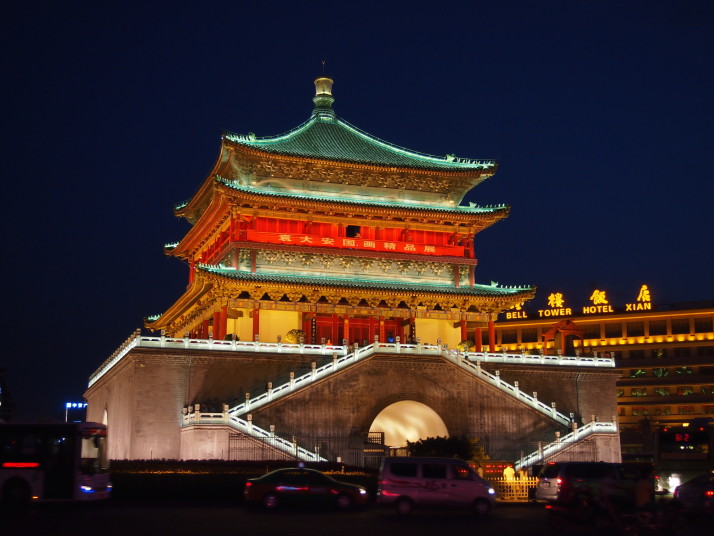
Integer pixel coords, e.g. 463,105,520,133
503,464,515,480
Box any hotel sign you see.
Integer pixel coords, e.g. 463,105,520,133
537,292,574,318
625,284,652,311
504,284,653,320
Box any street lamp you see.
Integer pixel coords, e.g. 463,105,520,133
65,401,88,422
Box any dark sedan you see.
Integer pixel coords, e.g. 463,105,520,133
244,467,369,510
673,472,714,515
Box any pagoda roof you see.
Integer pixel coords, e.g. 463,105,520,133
223,76,495,174
212,176,508,216
200,265,533,297
224,116,495,174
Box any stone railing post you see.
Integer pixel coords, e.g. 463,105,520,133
267,382,273,401
289,372,295,391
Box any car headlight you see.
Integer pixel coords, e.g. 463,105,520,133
359,488,368,495
488,487,496,495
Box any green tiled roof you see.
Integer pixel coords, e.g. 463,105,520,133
199,265,533,296
214,176,507,214
224,81,495,172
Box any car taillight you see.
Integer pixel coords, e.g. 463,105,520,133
245,482,252,488
556,477,563,486
705,490,714,497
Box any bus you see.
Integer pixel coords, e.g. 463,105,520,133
0,422,111,504
655,420,714,493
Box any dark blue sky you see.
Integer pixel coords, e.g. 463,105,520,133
2,1,713,421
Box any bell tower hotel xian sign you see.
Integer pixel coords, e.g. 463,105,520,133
503,284,653,320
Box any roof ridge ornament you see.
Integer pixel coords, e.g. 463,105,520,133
313,75,336,120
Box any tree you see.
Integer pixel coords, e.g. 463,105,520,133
406,435,489,461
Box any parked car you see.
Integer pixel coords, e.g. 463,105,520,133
535,461,641,518
377,456,495,515
673,472,714,515
243,467,369,510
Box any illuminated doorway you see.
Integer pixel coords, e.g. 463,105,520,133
369,400,448,448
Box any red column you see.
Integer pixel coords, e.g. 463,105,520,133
212,311,220,339
252,306,260,341
219,305,227,340
461,320,467,342
202,319,210,339
488,321,496,352
331,313,338,344
475,327,482,352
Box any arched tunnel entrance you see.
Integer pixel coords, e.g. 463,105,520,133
369,400,449,449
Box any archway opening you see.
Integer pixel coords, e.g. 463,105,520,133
369,400,448,448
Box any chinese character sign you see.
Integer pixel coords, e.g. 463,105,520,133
245,230,463,256
589,290,609,305
637,285,651,303
547,293,564,308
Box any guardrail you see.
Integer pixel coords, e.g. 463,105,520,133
182,409,326,462
514,420,619,471
89,331,614,391
228,343,575,428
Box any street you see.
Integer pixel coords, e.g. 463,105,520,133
3,500,685,536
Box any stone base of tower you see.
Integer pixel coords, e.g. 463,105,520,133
85,338,622,464
180,425,294,461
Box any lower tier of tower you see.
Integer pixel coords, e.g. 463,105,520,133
184,309,499,352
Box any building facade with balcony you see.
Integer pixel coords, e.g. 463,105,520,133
491,293,714,459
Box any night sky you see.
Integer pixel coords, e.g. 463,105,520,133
3,1,713,422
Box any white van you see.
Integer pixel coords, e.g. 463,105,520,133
377,457,496,515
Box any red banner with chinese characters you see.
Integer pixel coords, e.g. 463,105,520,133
246,230,464,257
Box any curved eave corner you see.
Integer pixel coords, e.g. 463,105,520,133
143,277,214,332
